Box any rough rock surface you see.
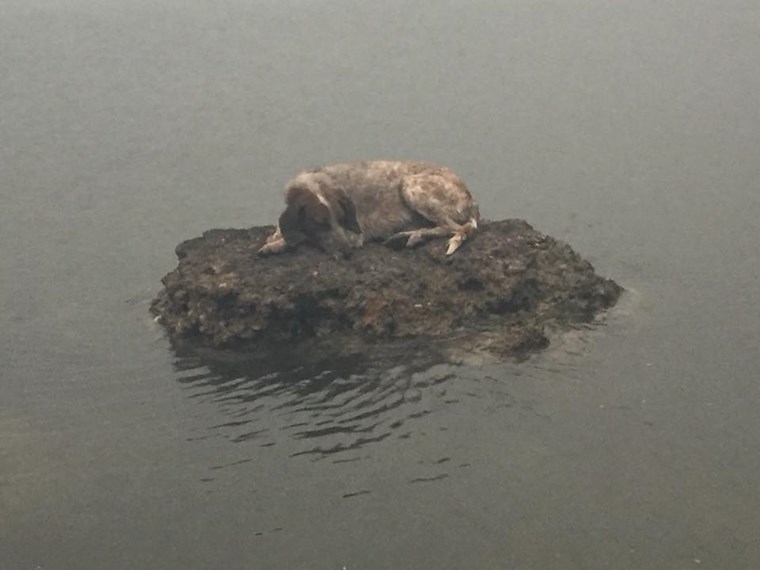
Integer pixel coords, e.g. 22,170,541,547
151,220,622,358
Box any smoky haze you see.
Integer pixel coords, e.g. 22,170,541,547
2,1,759,568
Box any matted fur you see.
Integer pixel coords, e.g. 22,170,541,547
259,160,480,256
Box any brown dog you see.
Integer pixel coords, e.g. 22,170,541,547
258,161,480,256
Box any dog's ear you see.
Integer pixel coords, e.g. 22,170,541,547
300,194,331,232
296,190,330,236
281,186,332,243
278,204,306,245
334,190,361,234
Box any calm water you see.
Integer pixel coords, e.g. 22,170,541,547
2,1,759,568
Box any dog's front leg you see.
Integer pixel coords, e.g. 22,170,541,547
317,226,356,259
258,227,288,256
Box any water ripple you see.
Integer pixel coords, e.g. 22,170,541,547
170,340,469,460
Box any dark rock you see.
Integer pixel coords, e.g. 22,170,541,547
150,220,622,358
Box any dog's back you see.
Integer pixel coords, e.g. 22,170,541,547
261,160,479,256
306,161,477,240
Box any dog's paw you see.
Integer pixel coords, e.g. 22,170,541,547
258,239,287,256
445,234,464,255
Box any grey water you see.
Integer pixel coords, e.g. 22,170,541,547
2,1,759,568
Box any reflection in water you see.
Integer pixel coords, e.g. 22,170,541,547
160,308,621,522
169,339,469,461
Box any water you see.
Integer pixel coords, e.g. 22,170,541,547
2,1,759,568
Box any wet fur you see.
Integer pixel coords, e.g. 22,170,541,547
259,161,479,256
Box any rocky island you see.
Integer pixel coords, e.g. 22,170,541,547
151,220,622,359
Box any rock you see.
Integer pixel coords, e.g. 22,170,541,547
150,220,622,358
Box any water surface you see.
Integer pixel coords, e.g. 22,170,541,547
2,1,759,568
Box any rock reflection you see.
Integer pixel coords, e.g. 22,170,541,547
169,338,461,459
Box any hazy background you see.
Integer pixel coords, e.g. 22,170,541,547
2,1,759,568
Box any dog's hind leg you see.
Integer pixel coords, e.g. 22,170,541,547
444,217,478,254
399,173,479,254
384,225,451,249
386,217,476,254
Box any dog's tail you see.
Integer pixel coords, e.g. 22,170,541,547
446,214,479,255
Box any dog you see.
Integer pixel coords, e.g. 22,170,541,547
258,161,480,257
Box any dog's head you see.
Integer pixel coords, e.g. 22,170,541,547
279,185,361,255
